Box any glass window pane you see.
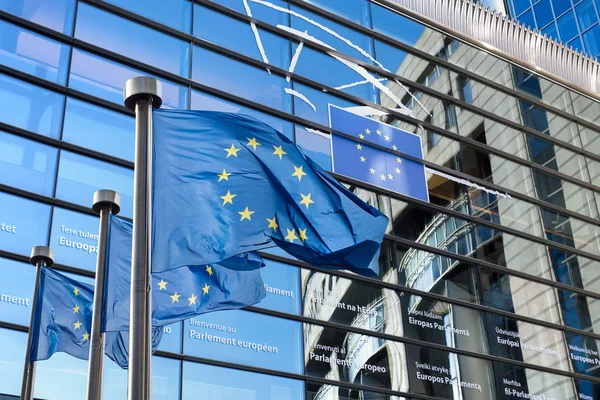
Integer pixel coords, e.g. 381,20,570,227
371,4,428,48
182,361,304,400
513,0,533,15
75,3,190,77
542,21,560,40
558,9,580,41
183,310,303,374
0,192,51,256
190,89,294,140
192,46,291,112
49,207,99,270
0,20,70,84
0,328,27,396
534,0,555,27
291,82,359,127
69,49,188,108
62,98,135,161
255,260,301,315
576,0,598,31
103,0,192,33
582,23,600,56
569,35,584,51
295,124,332,171
193,5,290,70
0,131,57,196
157,323,182,354
0,258,35,325
552,0,572,16
55,151,134,218
302,0,371,27
0,74,64,138
34,352,89,400
519,8,537,29
212,0,290,26
0,0,76,35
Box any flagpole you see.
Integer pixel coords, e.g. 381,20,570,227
124,76,162,400
21,246,54,400
86,190,121,400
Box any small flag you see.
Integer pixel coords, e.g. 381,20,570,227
102,215,266,332
329,105,429,202
151,109,388,276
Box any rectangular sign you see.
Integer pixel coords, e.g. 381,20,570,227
329,105,429,202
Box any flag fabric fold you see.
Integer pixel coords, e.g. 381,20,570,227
151,109,388,276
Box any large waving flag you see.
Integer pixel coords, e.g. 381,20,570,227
29,267,161,368
152,109,388,276
102,215,266,332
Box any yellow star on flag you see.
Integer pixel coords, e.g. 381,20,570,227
221,190,236,206
217,169,231,182
202,283,210,295
396,157,402,164
273,145,287,159
299,228,308,243
225,144,241,158
74,321,82,330
238,207,255,221
380,174,386,181
376,129,382,135
157,279,168,290
292,165,307,181
356,144,363,150
369,168,375,174
170,292,181,303
299,193,314,209
388,173,394,180
359,133,365,139
188,294,198,305
83,332,90,341
392,145,398,151
73,288,79,296
285,229,298,243
360,156,366,162
246,137,261,151
365,129,371,134
267,217,278,231
395,167,401,174
73,305,80,314
384,135,390,141
206,266,213,276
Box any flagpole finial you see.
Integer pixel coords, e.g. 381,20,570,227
124,76,162,110
30,246,54,268
93,190,121,216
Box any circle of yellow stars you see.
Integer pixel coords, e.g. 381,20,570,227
72,286,89,342
356,127,402,181
156,265,213,307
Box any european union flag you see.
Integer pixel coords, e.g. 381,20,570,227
152,109,388,276
103,215,266,332
329,105,429,202
30,267,161,369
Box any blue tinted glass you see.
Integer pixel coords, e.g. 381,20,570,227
534,0,556,27
558,10,580,41
0,74,64,138
0,258,35,325
192,46,291,112
212,0,289,26
569,35,585,51
371,4,425,47
190,90,294,140
103,0,192,32
374,40,409,74
75,3,190,77
183,361,304,399
0,328,26,396
0,192,51,256
158,323,182,353
303,0,370,26
0,131,57,196
542,21,560,39
290,4,374,64
292,82,358,127
34,352,88,399
582,23,600,55
576,0,598,30
194,5,290,70
552,0,573,16
0,0,76,34
295,125,332,171
69,49,188,108
184,310,302,374
49,207,99,270
0,21,70,84
56,151,134,218
513,0,532,15
255,260,301,315
518,8,537,29
62,98,134,161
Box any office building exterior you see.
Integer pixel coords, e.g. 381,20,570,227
0,0,599,399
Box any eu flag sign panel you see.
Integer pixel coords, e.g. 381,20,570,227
328,105,429,203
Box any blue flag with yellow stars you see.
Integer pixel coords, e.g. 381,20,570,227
29,267,162,369
151,109,388,276
102,215,266,332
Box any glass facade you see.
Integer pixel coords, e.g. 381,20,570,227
0,0,599,399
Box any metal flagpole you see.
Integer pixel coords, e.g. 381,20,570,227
86,190,121,400
21,246,54,400
123,76,162,400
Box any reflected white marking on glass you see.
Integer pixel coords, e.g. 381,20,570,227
285,88,317,112
288,40,305,82
342,106,390,117
393,79,431,117
425,167,511,199
277,25,335,49
243,0,270,72
305,127,330,139
336,78,387,90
